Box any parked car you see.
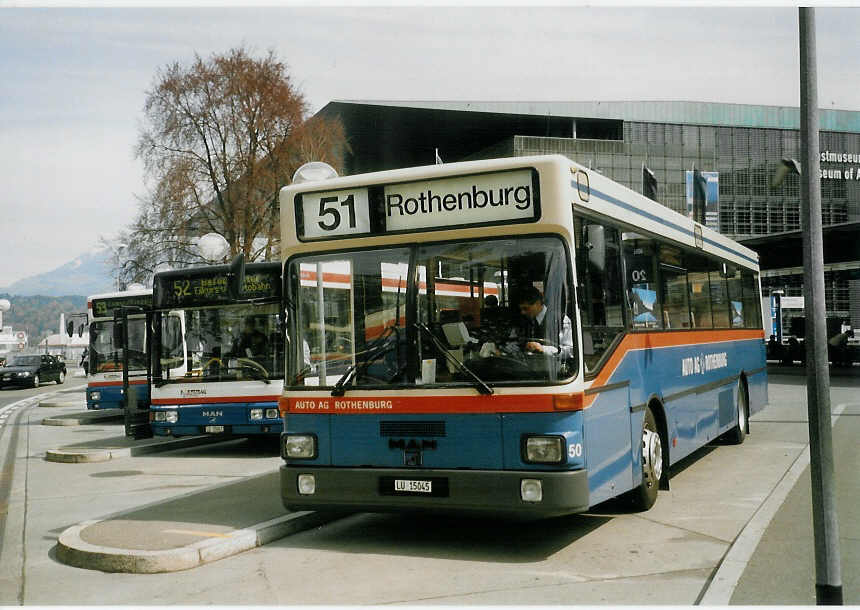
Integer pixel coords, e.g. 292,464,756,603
0,354,67,388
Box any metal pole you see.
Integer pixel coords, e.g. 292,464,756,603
799,7,843,605
316,262,327,383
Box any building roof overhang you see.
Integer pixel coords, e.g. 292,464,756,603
740,221,860,272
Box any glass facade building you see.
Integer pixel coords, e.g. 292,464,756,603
319,100,860,330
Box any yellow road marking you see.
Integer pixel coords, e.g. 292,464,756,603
163,528,232,538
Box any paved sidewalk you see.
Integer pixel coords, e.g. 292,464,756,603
36,387,229,462
41,408,123,426
729,403,859,604
56,470,347,573
44,432,231,463
38,390,86,409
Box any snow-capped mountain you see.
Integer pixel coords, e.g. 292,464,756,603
0,249,116,297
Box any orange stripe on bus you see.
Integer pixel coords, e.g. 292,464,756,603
584,329,764,406
89,380,148,387
281,393,583,415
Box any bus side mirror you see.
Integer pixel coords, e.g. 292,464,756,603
66,320,74,337
228,253,246,300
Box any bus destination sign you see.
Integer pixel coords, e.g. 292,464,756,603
385,168,537,232
92,294,151,318
157,269,279,308
296,168,539,241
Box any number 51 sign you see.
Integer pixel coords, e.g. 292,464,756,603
300,188,371,239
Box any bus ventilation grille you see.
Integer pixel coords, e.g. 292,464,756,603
380,421,446,437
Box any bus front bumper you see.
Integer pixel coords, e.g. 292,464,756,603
280,465,589,519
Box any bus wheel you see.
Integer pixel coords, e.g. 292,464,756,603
726,378,747,444
631,407,662,511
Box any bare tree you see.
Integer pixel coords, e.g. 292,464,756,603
120,46,347,285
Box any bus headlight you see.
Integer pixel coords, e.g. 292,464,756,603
283,434,316,459
90,391,101,401
154,409,178,424
250,409,264,420
265,408,279,419
523,435,565,464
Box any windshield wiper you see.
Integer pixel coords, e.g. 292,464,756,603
415,322,492,395
331,326,396,397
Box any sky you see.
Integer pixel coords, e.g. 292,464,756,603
1,4,859,286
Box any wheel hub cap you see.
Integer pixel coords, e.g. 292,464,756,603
642,428,663,483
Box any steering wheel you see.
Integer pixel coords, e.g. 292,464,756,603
201,357,224,374
236,357,269,380
466,355,532,379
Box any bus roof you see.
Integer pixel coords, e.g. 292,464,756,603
87,288,152,302
87,288,153,321
280,155,758,270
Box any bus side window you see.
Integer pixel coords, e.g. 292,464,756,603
623,237,661,331
710,264,731,328
726,266,745,327
741,270,763,328
575,217,625,373
661,264,690,329
686,252,715,329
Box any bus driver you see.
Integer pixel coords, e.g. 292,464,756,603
515,286,573,358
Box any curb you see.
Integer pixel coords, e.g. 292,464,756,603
44,449,115,463
1,390,66,419
38,399,86,408
57,385,87,394
44,434,231,464
56,510,347,573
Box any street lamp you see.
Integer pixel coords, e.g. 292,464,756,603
770,157,802,189
197,233,230,262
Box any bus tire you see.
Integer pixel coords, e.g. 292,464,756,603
630,406,662,511
726,377,748,444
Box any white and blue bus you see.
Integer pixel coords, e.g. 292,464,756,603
277,155,767,518
149,261,285,437
86,289,152,411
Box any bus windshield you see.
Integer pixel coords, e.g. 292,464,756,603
89,318,147,373
158,303,283,383
288,235,576,388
